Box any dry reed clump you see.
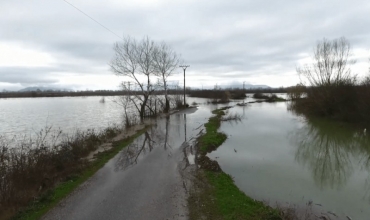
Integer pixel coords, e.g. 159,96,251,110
0,125,122,219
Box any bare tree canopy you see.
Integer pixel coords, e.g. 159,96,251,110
153,42,181,113
109,36,182,117
109,36,158,119
110,36,157,93
297,37,356,87
153,42,180,80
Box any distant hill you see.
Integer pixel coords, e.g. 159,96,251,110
213,83,271,90
18,87,73,92
243,84,270,89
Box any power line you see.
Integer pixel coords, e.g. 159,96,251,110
61,0,122,40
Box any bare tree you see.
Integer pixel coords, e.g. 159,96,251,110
110,36,158,120
153,42,181,113
297,37,356,87
112,82,137,127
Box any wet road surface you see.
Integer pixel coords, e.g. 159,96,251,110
42,107,210,220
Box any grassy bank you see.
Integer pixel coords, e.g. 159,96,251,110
198,108,228,154
189,107,282,220
0,125,148,220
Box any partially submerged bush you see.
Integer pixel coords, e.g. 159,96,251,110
290,37,370,124
189,90,230,103
229,90,247,99
253,92,270,99
287,84,306,100
252,93,286,102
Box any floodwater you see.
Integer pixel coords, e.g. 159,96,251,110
209,100,370,219
0,96,124,138
3,94,369,219
0,96,213,139
41,105,211,220
114,106,211,171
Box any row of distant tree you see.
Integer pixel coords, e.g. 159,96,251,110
0,86,291,99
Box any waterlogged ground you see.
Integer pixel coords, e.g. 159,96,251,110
209,101,370,219
42,106,211,220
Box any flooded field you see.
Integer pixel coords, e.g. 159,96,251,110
209,101,370,219
0,96,211,139
2,94,369,219
0,96,124,138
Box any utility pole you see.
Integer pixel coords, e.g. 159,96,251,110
179,65,189,107
243,81,246,105
127,81,131,91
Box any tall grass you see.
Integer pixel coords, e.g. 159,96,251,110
0,125,122,219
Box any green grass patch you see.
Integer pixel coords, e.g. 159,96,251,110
190,107,282,220
199,107,230,154
12,127,148,220
206,172,281,220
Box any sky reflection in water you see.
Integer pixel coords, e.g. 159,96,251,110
209,102,370,219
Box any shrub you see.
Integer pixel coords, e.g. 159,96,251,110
0,125,123,219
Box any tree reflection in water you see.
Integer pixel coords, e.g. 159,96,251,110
292,117,370,190
113,112,202,172
114,130,157,171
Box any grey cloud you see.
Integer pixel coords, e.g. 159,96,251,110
1,0,370,89
0,67,59,84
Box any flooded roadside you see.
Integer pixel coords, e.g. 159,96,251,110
42,105,212,220
208,101,370,219
29,95,370,220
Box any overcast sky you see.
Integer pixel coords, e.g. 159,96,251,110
1,0,370,91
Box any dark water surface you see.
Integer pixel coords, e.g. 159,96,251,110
209,101,370,219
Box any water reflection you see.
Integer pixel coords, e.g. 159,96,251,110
292,117,370,190
114,129,157,171
164,116,170,150
113,108,205,172
181,113,201,169
113,118,174,171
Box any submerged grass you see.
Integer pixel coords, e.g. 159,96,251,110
206,172,281,220
198,108,229,154
190,107,282,220
189,171,281,220
11,127,148,220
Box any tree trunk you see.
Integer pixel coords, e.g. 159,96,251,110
163,79,169,113
140,95,148,120
165,99,170,113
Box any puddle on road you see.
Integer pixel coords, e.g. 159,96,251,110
113,105,212,171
